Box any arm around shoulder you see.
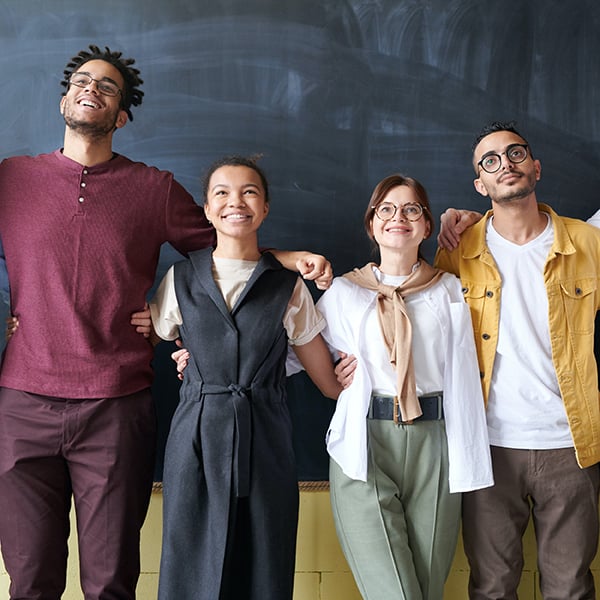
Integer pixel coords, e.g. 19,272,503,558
437,208,483,250
269,249,333,290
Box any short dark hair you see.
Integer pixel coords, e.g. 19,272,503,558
471,121,534,173
471,120,531,153
202,155,270,203
61,44,144,122
364,174,434,257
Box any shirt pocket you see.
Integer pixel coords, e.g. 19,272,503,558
559,278,597,335
460,282,491,336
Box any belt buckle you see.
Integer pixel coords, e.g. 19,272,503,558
393,395,414,425
419,393,443,420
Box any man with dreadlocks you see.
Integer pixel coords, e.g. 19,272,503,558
0,45,331,600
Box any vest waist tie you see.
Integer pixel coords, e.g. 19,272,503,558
202,382,252,498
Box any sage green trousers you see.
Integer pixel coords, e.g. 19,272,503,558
329,419,461,600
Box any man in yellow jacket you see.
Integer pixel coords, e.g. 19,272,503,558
436,120,600,600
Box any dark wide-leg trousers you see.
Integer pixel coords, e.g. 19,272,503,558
0,387,156,600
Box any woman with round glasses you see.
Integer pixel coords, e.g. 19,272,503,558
315,174,493,599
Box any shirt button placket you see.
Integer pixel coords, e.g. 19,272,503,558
78,169,88,207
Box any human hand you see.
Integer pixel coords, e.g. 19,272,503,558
130,303,152,338
335,351,357,389
5,315,18,340
171,340,189,381
437,209,483,251
296,254,333,290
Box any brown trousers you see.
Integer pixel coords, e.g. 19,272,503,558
463,446,600,600
0,387,156,600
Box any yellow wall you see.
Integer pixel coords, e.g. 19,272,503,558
0,488,596,599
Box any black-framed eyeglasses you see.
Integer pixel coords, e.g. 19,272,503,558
372,202,425,222
68,72,122,98
477,143,529,173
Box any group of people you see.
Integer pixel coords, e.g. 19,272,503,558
0,42,597,600
0,45,329,600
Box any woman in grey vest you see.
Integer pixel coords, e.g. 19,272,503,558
148,155,342,600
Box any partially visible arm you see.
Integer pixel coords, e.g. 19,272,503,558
588,210,600,229
130,303,152,339
165,178,216,255
170,340,189,381
437,208,483,250
334,351,357,388
293,334,343,400
130,303,162,346
269,250,333,290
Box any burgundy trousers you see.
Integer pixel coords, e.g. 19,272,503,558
0,387,156,600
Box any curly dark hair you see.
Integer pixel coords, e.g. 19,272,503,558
60,44,144,121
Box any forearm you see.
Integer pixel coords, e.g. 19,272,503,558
268,250,333,290
268,249,306,269
292,334,342,400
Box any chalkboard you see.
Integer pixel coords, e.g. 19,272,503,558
0,0,599,481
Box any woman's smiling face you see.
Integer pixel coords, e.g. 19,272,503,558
370,185,430,254
204,165,269,238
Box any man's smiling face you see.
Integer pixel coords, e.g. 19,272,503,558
60,59,127,138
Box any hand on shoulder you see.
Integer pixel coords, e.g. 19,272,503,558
437,208,484,250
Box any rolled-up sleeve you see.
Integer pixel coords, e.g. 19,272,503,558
284,278,325,346
149,266,183,341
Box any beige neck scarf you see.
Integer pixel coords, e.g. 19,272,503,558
344,261,444,422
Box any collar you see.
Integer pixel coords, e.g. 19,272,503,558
461,203,575,259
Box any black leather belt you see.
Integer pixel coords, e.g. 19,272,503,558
368,392,444,422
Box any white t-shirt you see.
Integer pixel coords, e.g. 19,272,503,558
485,216,573,449
150,257,325,346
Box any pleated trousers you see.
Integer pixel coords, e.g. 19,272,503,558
329,419,460,600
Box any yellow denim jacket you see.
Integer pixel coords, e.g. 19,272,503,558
435,204,600,467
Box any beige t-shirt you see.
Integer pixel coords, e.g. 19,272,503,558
150,257,325,346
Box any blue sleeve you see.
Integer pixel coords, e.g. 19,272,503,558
0,237,8,298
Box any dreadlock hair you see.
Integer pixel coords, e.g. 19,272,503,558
60,44,144,121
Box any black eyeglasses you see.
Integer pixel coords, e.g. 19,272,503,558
68,72,122,98
477,144,529,174
372,202,425,222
